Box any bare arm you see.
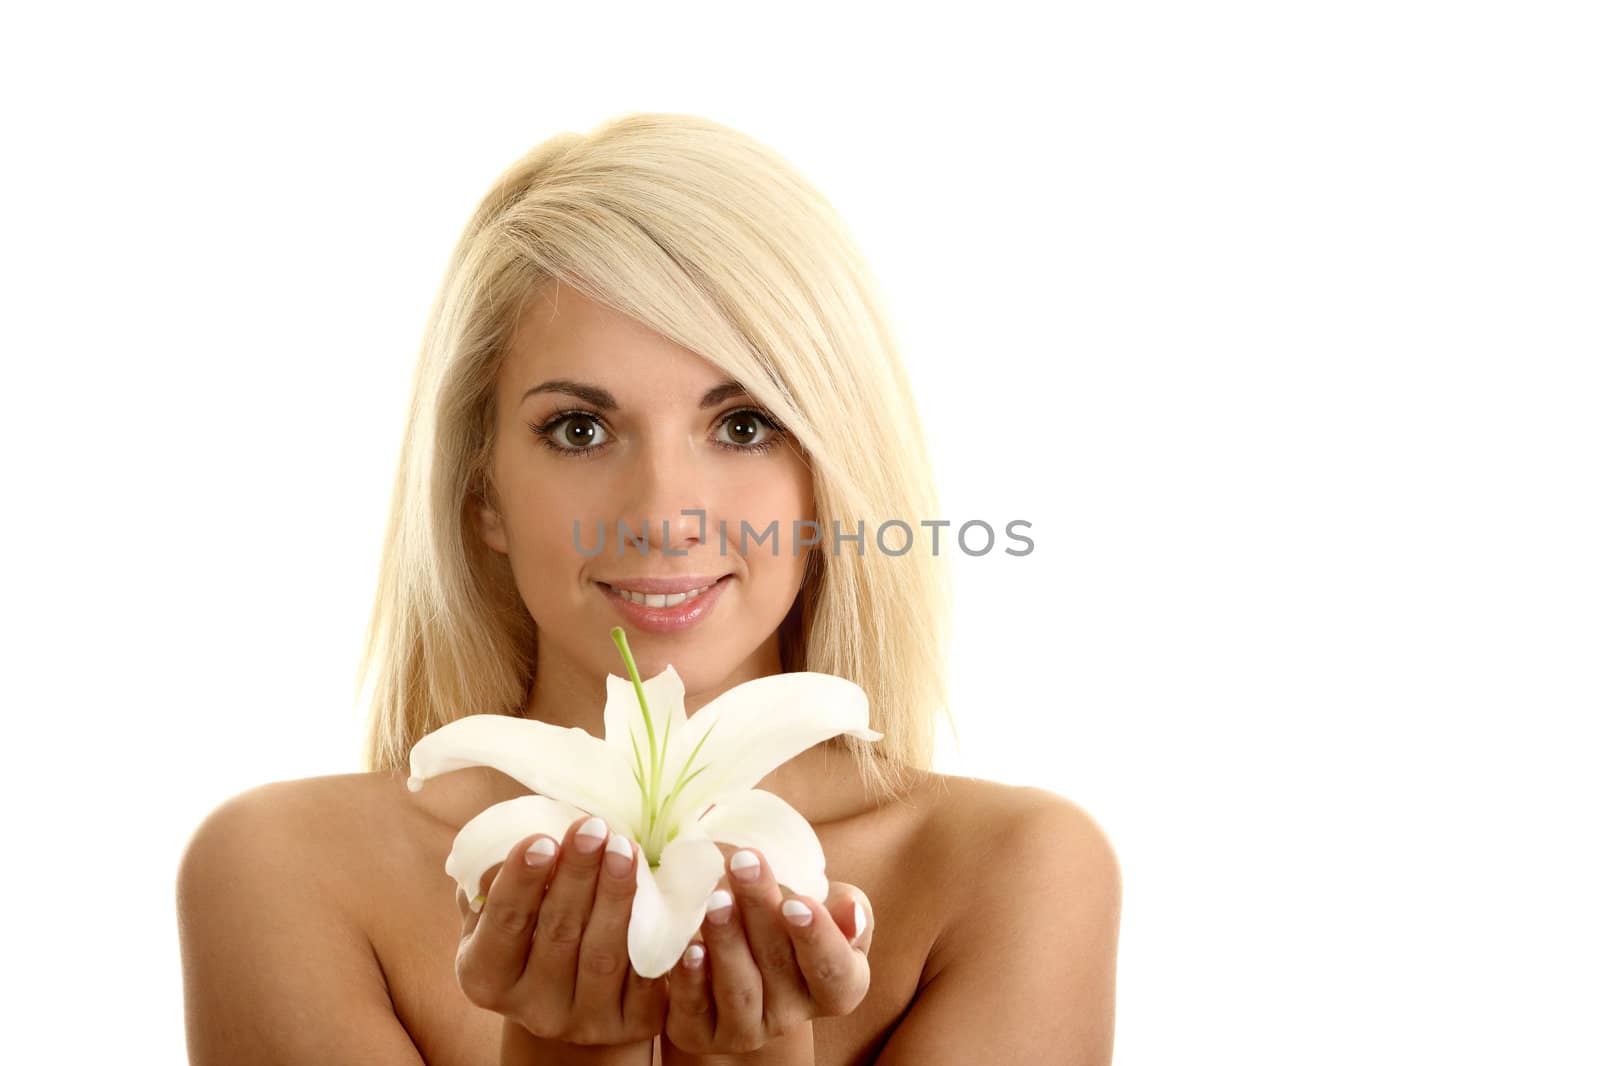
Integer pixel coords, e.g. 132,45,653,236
176,786,428,1065
875,792,1123,1065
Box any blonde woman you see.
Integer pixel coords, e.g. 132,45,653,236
177,113,1122,1065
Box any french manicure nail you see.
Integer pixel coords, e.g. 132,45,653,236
575,816,607,854
852,900,868,943
730,849,760,883
706,888,734,925
781,899,813,927
524,837,556,866
683,943,706,969
603,834,634,876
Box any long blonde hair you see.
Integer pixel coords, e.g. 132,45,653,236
355,112,953,805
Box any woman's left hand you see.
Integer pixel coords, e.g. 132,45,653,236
663,847,873,1058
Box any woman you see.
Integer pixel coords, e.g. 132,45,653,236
177,112,1122,1065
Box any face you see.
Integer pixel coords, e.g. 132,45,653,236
474,280,816,707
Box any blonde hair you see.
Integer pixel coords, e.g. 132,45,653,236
355,112,953,805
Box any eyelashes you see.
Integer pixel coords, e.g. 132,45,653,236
527,407,789,459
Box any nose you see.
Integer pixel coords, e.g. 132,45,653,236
616,435,709,558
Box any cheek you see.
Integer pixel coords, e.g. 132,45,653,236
494,456,601,575
729,459,814,584
740,452,813,519
500,462,559,546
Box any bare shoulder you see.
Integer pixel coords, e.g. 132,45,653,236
180,773,369,882
176,772,431,1065
871,772,1123,1065
179,772,398,896
909,772,1121,888
178,767,458,920
902,771,1122,978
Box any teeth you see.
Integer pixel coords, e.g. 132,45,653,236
611,583,713,608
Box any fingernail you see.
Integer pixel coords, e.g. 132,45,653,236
524,837,556,867
852,900,868,943
706,888,734,926
603,834,634,877
729,849,760,883
781,899,813,927
683,943,706,969
575,816,607,854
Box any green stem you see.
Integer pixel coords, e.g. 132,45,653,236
610,627,662,848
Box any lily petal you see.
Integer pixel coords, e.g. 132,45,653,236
696,788,829,902
443,793,589,907
668,672,882,822
627,827,727,978
408,714,639,837
603,665,690,779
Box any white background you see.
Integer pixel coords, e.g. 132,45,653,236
3,2,1595,1063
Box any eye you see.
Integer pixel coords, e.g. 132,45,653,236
715,409,785,452
531,411,611,455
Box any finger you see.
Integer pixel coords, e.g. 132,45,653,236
570,832,640,1030
665,940,714,1051
458,846,508,933
700,883,766,1051
458,861,498,937
785,891,871,1016
455,832,558,1008
526,815,610,1005
459,841,540,937
620,963,669,1041
726,848,809,1034
822,884,874,954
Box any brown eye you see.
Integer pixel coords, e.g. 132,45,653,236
531,411,611,455
726,413,760,444
716,409,781,449
559,415,603,448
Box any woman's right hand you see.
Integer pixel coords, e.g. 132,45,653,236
455,813,667,1058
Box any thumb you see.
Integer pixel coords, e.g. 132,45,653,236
823,882,873,952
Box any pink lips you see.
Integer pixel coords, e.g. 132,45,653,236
599,574,731,634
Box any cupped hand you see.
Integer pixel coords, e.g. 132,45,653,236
664,847,873,1055
454,813,666,1047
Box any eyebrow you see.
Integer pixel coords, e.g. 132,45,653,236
520,377,750,410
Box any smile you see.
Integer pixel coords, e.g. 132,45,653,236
605,583,716,607
595,575,733,634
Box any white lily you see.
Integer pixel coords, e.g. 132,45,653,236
407,626,881,979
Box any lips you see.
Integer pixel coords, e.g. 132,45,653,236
598,574,732,634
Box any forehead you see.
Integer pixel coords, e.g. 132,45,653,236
501,281,724,391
